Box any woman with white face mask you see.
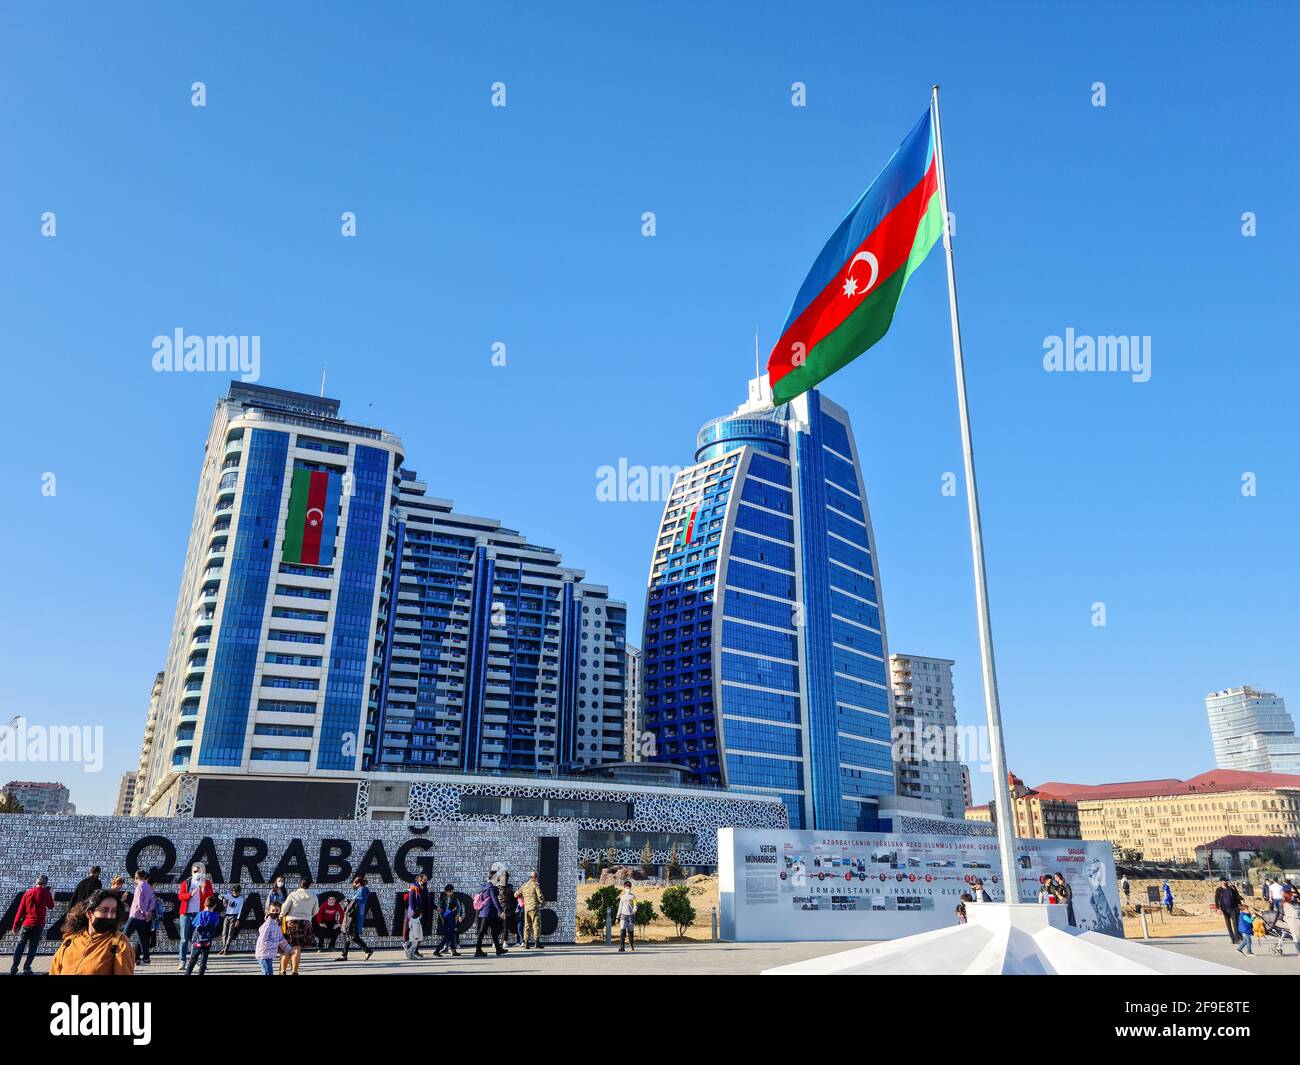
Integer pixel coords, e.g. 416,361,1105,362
176,863,213,971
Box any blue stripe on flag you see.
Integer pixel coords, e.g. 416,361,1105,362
779,108,934,334
318,471,342,565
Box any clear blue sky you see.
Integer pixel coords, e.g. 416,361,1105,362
2,2,1296,814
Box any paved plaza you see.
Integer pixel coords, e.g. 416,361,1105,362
16,940,860,976
12,931,1297,976
1121,931,1300,976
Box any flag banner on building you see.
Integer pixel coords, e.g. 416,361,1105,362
282,468,341,566
767,107,943,405
678,498,702,547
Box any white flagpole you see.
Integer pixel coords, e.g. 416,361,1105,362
930,85,1020,903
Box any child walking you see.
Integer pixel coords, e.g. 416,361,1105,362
184,897,222,975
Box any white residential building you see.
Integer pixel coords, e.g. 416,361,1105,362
889,653,968,820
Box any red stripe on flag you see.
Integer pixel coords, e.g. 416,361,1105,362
770,157,938,388
300,471,329,565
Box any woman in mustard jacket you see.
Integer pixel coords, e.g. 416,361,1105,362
50,890,135,976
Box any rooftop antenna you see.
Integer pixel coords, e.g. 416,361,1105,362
320,367,327,398
754,329,761,381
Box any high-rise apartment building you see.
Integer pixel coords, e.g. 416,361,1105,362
640,375,894,831
136,383,625,816
373,468,625,774
889,653,967,819
131,672,164,813
1206,685,1300,772
2,781,74,815
622,643,643,761
113,772,137,816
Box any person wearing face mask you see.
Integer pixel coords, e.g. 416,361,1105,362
267,875,289,909
218,883,246,955
255,902,294,976
340,874,374,962
49,889,136,976
176,863,214,971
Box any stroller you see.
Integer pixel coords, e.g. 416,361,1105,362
1258,909,1295,956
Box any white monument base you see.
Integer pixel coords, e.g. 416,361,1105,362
762,903,1244,975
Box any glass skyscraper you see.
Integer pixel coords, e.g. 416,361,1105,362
640,375,895,830
1206,685,1300,773
137,383,625,815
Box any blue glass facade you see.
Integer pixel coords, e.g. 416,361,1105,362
364,468,627,775
641,382,894,830
197,428,289,767
149,384,628,812
317,443,390,770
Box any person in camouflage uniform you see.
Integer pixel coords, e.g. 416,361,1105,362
519,870,547,949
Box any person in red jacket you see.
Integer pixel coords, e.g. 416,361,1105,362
9,874,55,976
176,863,215,972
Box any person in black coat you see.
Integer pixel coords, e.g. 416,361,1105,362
71,866,103,906
417,874,436,941
1214,879,1243,943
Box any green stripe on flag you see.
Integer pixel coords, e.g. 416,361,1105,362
282,468,311,564
900,191,944,294
773,191,943,407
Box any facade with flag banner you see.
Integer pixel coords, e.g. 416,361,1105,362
282,467,342,566
640,374,895,831
136,383,627,817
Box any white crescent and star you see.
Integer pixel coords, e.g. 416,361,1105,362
306,506,324,528
842,250,879,298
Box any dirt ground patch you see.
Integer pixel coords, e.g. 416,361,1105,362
577,876,720,942
577,875,1246,943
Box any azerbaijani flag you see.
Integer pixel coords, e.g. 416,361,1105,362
767,107,943,405
282,468,341,566
677,498,702,547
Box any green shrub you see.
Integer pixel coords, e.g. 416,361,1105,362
660,885,696,937
585,885,621,927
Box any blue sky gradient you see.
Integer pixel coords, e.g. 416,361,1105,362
2,2,1296,813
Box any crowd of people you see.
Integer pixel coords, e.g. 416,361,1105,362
952,873,1077,926
7,860,552,976
1213,875,1300,957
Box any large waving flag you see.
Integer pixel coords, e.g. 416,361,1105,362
767,107,943,405
282,468,342,566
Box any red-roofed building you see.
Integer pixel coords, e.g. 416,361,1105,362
964,772,1082,840
1008,771,1300,861
1193,835,1300,871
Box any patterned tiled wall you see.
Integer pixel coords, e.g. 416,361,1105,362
388,780,789,867
893,814,994,838
0,814,577,954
